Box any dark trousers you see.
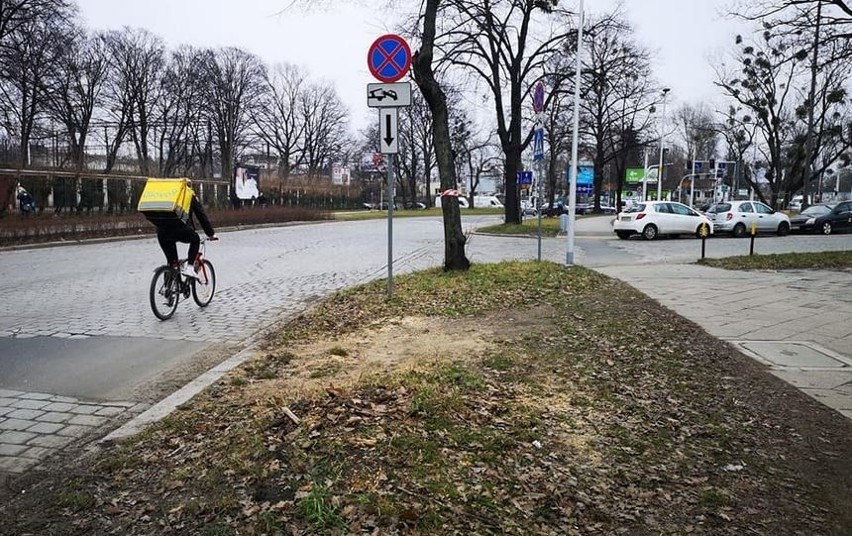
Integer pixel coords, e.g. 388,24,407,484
157,227,200,267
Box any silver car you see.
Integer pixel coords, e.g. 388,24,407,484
704,200,791,237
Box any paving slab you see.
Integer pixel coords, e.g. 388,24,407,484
599,263,852,420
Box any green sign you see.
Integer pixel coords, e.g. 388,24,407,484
625,168,645,184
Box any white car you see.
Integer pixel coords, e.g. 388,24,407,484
612,201,714,240
704,200,791,237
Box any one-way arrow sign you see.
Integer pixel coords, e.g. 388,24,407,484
379,108,399,154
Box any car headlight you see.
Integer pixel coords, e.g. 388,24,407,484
806,218,815,225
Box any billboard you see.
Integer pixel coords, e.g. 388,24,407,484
234,165,260,200
332,164,351,185
625,168,645,184
360,153,385,173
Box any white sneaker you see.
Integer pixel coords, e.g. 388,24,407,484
181,263,198,279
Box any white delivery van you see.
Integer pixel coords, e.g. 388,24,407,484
471,195,504,209
434,195,469,208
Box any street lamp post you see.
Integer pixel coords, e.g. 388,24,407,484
657,88,671,202
566,0,584,266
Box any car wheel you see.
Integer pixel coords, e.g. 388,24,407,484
777,222,790,236
821,221,833,235
732,223,747,238
641,224,658,240
616,231,632,240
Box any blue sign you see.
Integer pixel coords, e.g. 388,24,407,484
567,165,594,195
517,171,533,185
533,128,544,161
577,165,594,186
368,34,412,83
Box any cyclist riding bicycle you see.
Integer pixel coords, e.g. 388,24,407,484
154,180,217,280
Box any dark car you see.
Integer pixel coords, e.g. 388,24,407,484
789,202,852,235
541,201,570,217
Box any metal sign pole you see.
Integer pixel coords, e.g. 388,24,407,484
537,161,543,261
387,154,394,298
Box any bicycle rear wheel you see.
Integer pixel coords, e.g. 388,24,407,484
150,266,180,320
192,260,216,307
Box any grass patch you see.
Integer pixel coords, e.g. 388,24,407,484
54,485,95,511
476,217,562,237
297,482,346,531
4,260,851,536
698,250,852,270
309,361,344,378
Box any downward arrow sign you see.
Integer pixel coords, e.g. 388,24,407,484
384,113,394,146
379,108,399,154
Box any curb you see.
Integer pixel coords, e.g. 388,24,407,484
99,346,258,443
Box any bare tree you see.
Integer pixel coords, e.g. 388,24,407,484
717,25,851,204
0,0,71,49
156,46,208,177
252,63,307,178
0,5,65,165
298,80,348,175
438,0,575,224
570,9,658,211
413,0,470,270
735,0,852,57
715,30,802,204
203,47,266,179
675,103,719,163
100,27,166,174
43,30,108,171
397,88,435,206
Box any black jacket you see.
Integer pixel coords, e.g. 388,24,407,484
158,194,215,236
188,195,215,236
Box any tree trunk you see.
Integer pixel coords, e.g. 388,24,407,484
503,144,522,223
413,0,469,271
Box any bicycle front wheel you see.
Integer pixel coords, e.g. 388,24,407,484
150,266,180,320
192,260,216,307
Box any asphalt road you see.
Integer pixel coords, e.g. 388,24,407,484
1,215,850,404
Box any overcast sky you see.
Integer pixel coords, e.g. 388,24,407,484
75,0,753,132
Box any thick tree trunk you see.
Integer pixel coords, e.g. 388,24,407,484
413,0,469,271
503,144,522,223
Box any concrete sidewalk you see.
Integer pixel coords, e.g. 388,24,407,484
598,263,852,420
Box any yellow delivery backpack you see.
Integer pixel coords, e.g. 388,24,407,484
137,178,193,226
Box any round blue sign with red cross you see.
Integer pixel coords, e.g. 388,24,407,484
368,34,412,83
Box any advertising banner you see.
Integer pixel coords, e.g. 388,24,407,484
234,165,261,200
332,164,351,185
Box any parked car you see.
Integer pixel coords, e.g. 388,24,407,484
612,201,714,240
403,201,427,210
704,200,790,237
788,195,813,211
789,202,852,235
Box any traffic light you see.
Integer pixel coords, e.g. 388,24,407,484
709,158,715,169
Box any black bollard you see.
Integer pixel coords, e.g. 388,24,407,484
749,222,756,256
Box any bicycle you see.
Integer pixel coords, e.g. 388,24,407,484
149,237,217,320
